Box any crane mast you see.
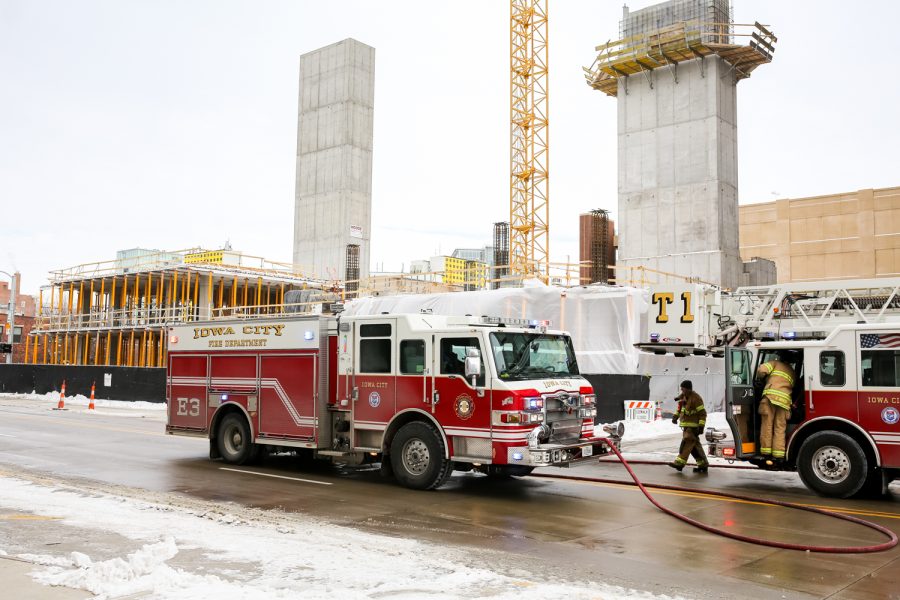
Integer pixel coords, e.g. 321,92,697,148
510,0,549,282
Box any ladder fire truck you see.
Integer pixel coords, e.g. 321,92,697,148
165,312,616,490
705,278,900,497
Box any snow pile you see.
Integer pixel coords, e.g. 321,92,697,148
596,412,730,443
0,476,684,600
5,392,165,412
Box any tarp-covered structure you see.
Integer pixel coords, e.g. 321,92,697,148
344,281,725,413
345,282,647,373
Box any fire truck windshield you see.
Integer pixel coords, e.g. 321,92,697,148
490,332,579,380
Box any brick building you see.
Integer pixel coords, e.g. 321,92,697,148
0,273,36,363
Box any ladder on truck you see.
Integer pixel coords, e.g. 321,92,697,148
714,278,900,346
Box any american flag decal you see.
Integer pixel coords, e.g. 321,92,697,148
860,333,900,349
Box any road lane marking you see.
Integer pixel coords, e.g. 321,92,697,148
0,433,15,438
0,514,62,520
219,467,333,486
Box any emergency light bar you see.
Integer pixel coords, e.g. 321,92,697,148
481,316,552,328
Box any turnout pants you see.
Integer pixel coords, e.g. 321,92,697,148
759,397,790,458
675,427,708,466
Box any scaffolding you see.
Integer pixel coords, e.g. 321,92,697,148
493,222,511,289
344,244,360,297
25,249,335,368
584,17,776,97
589,209,611,284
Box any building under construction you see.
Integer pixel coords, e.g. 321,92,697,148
23,248,333,368
579,210,617,284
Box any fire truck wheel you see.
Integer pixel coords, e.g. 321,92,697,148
390,422,452,490
217,414,258,465
797,431,868,499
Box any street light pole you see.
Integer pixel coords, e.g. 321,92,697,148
1,270,16,364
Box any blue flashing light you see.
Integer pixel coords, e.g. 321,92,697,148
304,330,315,341
650,333,660,342
512,452,523,461
221,394,229,401
782,331,796,339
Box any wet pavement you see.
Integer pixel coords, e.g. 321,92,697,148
1,394,899,599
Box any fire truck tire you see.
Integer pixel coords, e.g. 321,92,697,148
390,422,452,490
216,414,258,465
797,431,868,498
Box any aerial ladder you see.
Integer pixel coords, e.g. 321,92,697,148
714,278,900,347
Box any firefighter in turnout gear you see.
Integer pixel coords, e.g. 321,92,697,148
668,380,709,473
756,352,796,461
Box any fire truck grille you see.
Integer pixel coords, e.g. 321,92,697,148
543,392,583,444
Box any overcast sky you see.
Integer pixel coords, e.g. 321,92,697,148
2,0,899,293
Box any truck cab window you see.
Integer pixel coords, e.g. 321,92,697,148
400,340,425,374
440,337,484,386
819,351,845,387
359,323,392,374
861,349,900,387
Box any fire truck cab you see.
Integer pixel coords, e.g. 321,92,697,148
707,279,900,497
166,313,615,490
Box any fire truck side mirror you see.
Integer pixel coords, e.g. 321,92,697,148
464,349,481,379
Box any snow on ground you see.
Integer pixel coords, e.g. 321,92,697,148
0,475,684,600
594,412,730,443
2,392,165,416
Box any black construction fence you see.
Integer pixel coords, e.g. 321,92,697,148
0,364,166,403
0,365,649,415
584,373,651,424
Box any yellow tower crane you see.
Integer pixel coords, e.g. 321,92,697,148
510,0,549,282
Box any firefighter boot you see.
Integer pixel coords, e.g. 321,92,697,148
693,463,709,473
668,459,685,472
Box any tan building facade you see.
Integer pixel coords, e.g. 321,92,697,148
739,186,900,283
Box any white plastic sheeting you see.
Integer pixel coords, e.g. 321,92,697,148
636,353,726,413
343,282,650,375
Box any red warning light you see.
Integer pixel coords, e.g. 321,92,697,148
724,520,734,527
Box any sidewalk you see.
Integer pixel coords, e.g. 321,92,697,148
0,557,90,599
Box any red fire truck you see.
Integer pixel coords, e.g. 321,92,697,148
706,280,900,498
166,313,614,489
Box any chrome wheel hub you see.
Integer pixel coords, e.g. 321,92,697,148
811,445,850,484
402,439,430,475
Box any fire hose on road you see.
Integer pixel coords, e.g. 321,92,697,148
533,438,898,554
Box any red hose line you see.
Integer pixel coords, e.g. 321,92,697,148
595,457,755,469
533,438,898,554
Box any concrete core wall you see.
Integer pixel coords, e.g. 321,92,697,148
617,55,743,289
293,39,374,281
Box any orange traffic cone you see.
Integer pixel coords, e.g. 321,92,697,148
55,380,67,410
88,381,96,411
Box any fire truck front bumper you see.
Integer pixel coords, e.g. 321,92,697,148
508,436,620,468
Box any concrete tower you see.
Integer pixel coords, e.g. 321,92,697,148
585,1,776,289
293,39,375,283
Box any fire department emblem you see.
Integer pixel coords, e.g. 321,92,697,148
882,406,900,425
368,391,381,408
454,394,474,420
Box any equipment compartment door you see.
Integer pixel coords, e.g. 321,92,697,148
726,347,755,457
168,354,208,431
259,353,317,439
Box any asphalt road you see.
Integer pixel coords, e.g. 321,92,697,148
1,395,899,600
